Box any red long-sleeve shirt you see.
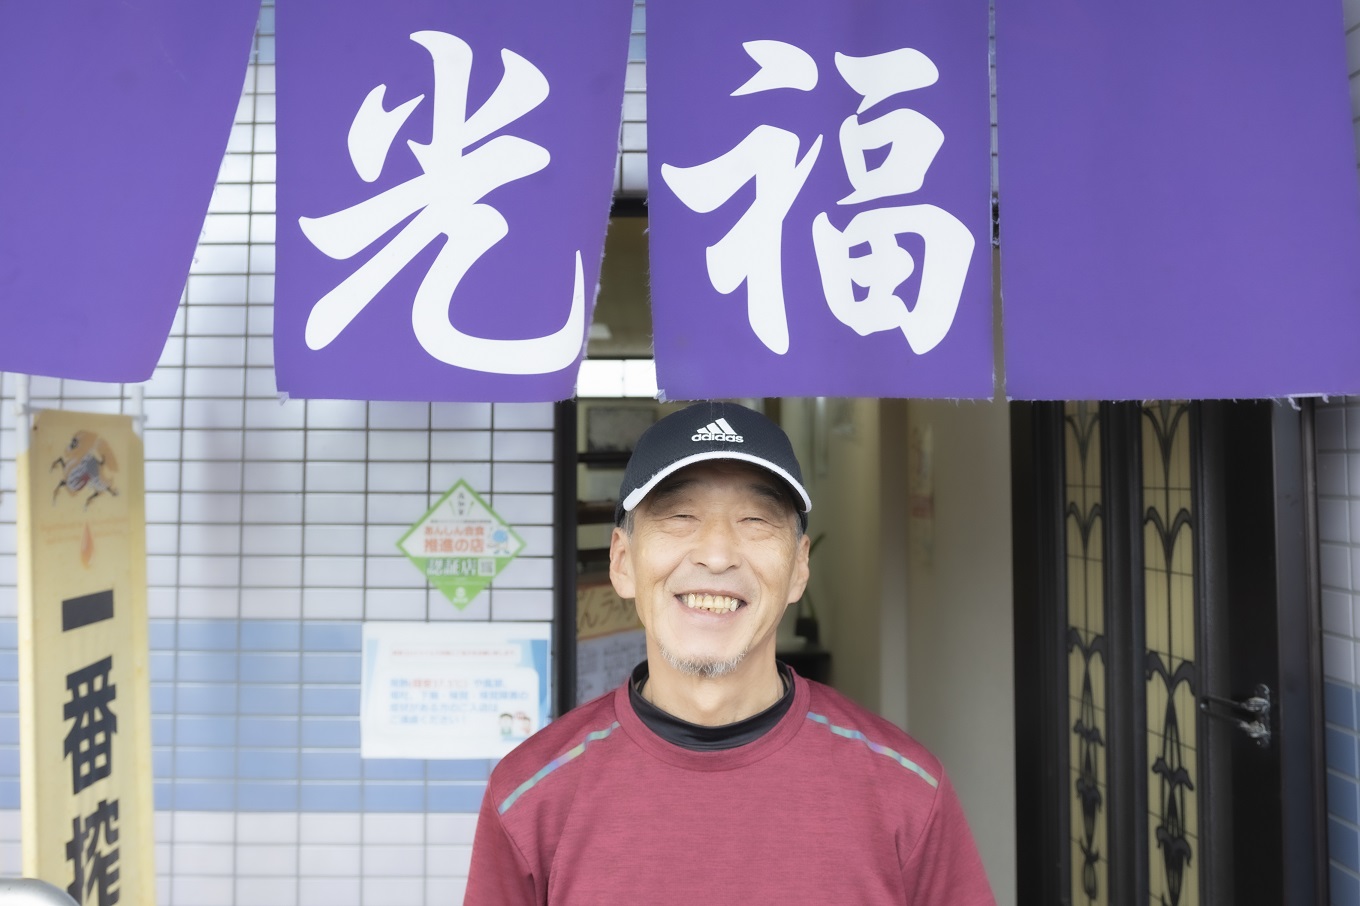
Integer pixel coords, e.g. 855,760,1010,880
466,669,996,905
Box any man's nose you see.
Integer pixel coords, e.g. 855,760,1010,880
691,517,740,571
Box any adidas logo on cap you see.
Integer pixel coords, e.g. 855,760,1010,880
692,417,743,443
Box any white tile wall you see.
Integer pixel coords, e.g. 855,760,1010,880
0,809,484,903
1319,400,1360,906
237,879,297,906
300,845,360,876
0,811,20,875
617,2,648,195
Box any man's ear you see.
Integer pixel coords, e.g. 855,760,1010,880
608,526,636,599
786,531,811,605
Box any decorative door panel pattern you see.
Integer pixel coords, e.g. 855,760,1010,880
1064,401,1107,905
1141,402,1198,906
1023,399,1311,904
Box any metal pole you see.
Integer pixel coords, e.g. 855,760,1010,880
130,382,145,438
15,372,31,455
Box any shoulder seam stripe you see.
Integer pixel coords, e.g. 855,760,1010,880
805,712,939,789
497,721,621,815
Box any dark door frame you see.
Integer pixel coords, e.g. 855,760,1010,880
1264,401,1327,903
1011,400,1327,904
553,399,579,717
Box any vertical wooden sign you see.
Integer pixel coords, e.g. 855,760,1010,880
16,410,155,905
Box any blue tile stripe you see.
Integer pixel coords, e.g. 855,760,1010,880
806,711,939,789
1332,864,1360,906
0,616,504,813
498,722,620,815
1326,682,1357,731
1327,679,1360,902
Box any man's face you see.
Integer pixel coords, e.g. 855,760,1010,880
609,461,810,679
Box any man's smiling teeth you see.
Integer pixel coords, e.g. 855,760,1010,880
682,593,741,613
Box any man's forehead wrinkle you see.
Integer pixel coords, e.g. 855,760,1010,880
747,480,795,510
646,475,699,507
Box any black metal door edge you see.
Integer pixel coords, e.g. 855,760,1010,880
1273,400,1327,904
553,400,578,717
1102,403,1149,904
1010,401,1068,904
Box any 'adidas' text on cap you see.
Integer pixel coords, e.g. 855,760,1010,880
693,417,742,443
615,402,811,529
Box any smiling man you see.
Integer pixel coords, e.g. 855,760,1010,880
465,402,995,905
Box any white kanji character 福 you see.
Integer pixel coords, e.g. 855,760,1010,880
660,41,822,355
813,48,975,354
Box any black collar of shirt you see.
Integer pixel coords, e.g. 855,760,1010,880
627,660,795,751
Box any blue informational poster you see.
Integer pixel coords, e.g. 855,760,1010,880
360,621,551,759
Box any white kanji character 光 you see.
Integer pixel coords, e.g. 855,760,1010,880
299,31,584,374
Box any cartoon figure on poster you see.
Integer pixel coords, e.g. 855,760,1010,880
498,710,535,741
513,711,533,737
488,527,514,556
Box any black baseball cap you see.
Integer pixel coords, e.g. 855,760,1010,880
615,401,811,530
